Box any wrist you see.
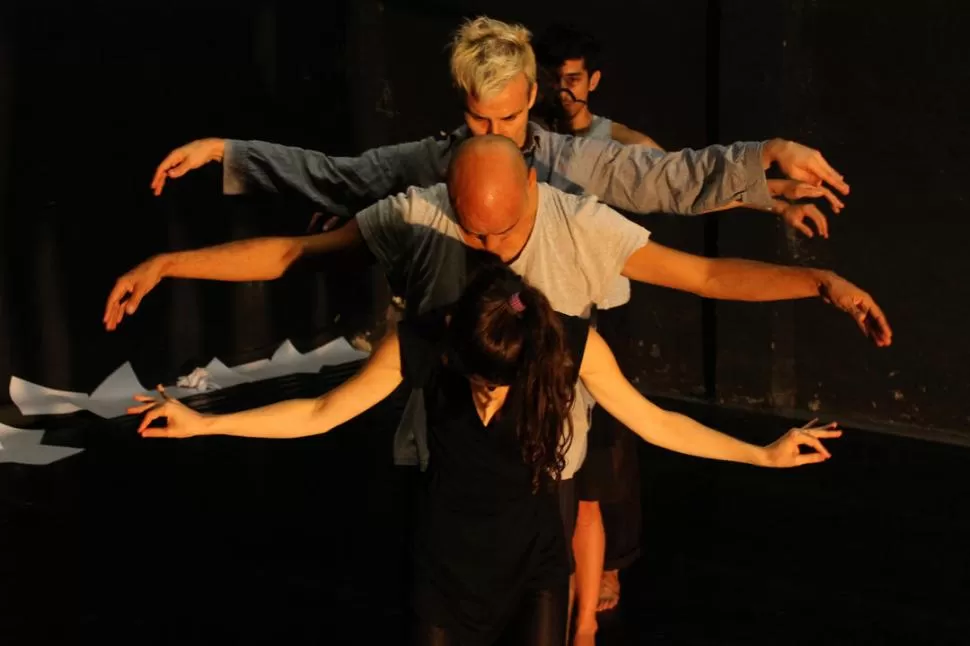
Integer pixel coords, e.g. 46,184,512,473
151,253,175,279
751,445,771,467
761,138,787,169
770,198,789,215
810,268,837,299
208,138,226,163
195,413,219,436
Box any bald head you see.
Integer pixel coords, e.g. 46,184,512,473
447,135,532,238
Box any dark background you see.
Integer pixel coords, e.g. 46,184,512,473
1,0,967,439
2,2,970,645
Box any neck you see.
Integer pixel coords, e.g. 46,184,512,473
569,106,593,133
471,383,510,426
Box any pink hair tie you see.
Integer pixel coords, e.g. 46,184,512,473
508,292,526,313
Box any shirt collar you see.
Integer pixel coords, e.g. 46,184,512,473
522,122,544,155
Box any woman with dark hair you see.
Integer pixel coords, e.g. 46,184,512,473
129,263,839,646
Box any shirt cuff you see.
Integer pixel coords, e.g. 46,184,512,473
737,141,773,209
222,139,248,195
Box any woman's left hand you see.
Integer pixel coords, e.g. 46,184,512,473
127,385,209,438
761,420,842,467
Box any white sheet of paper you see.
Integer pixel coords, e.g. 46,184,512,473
80,361,154,418
89,362,147,400
203,358,252,388
272,340,304,364
8,376,87,416
299,337,369,371
0,423,84,465
8,336,371,419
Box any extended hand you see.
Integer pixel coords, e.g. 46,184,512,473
762,420,842,467
103,257,165,331
151,138,225,196
779,202,831,238
128,385,209,438
764,140,850,195
771,179,845,212
819,273,893,347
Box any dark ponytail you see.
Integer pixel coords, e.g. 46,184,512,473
448,262,575,492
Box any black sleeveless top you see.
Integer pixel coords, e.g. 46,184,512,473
398,310,590,643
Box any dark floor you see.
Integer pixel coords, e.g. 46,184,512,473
2,364,969,645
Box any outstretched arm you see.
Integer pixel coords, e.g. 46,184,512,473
554,135,847,216
603,125,839,237
128,332,403,439
578,330,840,467
150,136,450,219
103,221,366,330
620,241,892,347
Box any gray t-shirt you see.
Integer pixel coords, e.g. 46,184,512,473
357,182,651,478
576,114,614,142
572,114,634,311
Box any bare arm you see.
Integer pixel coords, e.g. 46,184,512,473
621,241,824,300
619,242,892,346
103,222,365,330
162,222,362,281
610,122,663,150
578,330,839,466
131,332,404,439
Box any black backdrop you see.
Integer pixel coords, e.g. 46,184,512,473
1,0,968,441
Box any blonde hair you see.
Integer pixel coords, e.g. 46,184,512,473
449,16,536,100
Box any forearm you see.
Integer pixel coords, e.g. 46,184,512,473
223,138,446,217
621,243,831,301
582,331,769,466
565,138,773,215
159,237,302,282
635,409,766,465
699,260,829,301
199,399,330,439
583,367,766,466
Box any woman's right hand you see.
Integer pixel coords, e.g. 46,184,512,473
128,386,211,438
761,420,842,467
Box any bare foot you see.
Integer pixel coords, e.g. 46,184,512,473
597,569,620,612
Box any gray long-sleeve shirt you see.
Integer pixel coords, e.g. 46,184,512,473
223,122,773,217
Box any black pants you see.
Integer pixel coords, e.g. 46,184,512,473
411,585,568,646
592,304,642,571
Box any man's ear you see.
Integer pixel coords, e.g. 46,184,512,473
589,70,601,92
